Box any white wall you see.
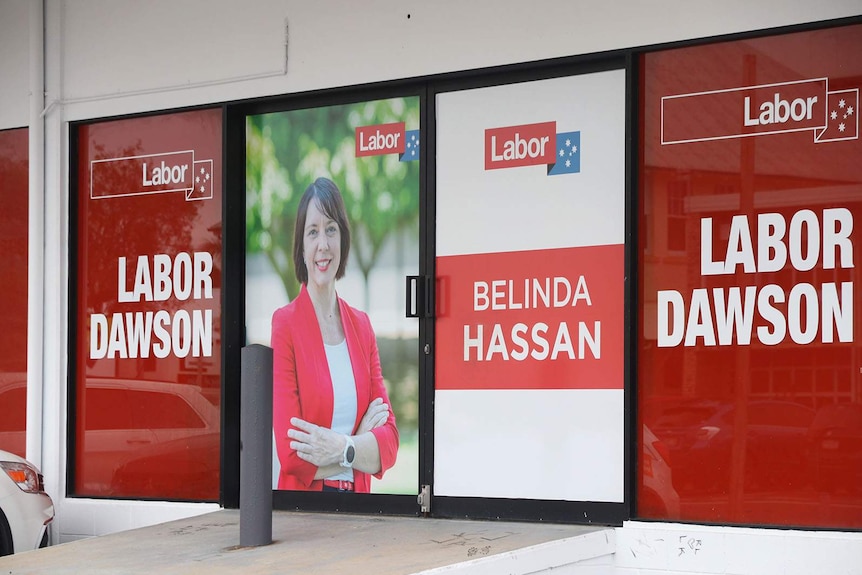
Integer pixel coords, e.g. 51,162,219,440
1,0,860,558
12,0,862,122
0,0,30,129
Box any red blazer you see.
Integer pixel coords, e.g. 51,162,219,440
271,284,399,491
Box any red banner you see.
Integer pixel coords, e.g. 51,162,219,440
661,78,860,144
435,245,624,390
355,122,406,157
90,150,214,201
484,121,557,170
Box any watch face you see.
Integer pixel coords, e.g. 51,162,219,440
346,445,356,464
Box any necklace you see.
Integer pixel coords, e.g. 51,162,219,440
308,286,344,343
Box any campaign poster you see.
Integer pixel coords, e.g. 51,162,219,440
245,97,420,495
74,109,222,500
0,127,29,458
435,71,626,502
639,23,862,529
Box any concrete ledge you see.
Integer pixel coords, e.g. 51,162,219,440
0,509,615,575
417,527,614,574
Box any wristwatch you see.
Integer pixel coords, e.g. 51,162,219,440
340,435,356,468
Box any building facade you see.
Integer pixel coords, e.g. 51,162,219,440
1,1,861,573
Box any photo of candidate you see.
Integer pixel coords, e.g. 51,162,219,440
271,177,399,492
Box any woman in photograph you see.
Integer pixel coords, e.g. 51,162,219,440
271,177,399,492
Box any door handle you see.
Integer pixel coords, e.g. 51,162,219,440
405,275,434,318
406,276,420,318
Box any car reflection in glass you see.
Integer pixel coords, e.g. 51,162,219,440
641,424,681,516
78,379,219,500
808,403,862,495
648,400,816,494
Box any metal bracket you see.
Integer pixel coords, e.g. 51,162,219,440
417,484,432,514
282,18,290,74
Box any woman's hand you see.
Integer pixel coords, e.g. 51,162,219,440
356,397,389,435
288,417,345,467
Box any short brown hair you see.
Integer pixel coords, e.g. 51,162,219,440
292,177,351,284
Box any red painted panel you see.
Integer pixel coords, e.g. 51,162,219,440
436,245,624,390
0,128,28,459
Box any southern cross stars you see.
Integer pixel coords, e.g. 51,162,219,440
560,138,578,157
830,102,855,123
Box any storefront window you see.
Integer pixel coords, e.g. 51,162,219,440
638,23,862,528
0,127,28,459
434,72,626,511
73,109,222,500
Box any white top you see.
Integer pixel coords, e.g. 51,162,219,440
325,339,356,482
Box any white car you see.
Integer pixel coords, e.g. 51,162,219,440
77,379,219,497
0,449,54,556
641,425,681,517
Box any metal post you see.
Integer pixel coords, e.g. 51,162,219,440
240,344,273,547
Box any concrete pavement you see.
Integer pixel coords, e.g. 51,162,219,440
0,509,615,575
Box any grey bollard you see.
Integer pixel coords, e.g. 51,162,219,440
240,344,273,547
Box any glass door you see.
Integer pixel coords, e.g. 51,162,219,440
242,94,423,510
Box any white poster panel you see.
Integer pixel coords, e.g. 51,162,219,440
435,70,626,502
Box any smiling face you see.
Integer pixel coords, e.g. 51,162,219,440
302,199,342,291
292,177,351,286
